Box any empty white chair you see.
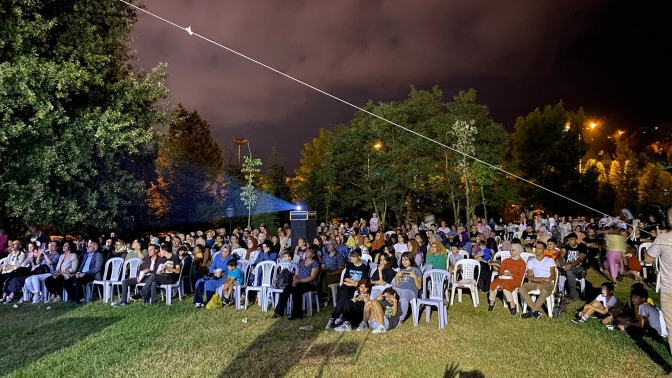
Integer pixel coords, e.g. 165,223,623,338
327,269,347,307
490,251,511,281
91,257,124,303
450,259,480,307
413,269,450,329
638,243,653,279
360,254,372,264
111,258,141,301
521,267,559,317
244,261,276,311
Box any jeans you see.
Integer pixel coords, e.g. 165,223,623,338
561,265,586,299
138,274,176,303
63,275,96,302
24,273,52,294
331,285,356,319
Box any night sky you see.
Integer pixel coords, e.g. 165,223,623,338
130,1,672,170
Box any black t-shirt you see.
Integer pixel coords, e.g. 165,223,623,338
379,299,401,329
469,232,479,243
562,243,588,267
344,262,368,282
162,253,181,282
521,230,537,241
371,267,395,284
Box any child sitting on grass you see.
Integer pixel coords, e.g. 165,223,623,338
617,286,665,339
572,282,619,324
361,287,401,334
222,259,244,306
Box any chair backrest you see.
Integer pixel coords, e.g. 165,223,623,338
105,257,124,281
454,259,480,282
361,254,372,264
277,261,298,273
232,248,247,258
513,231,523,239
123,258,142,280
519,252,536,263
292,254,301,264
458,250,469,260
493,251,511,261
255,261,277,287
368,262,378,277
237,259,252,284
422,269,450,300
638,242,653,261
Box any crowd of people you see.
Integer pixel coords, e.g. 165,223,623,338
0,209,669,347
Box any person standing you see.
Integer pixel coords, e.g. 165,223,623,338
369,213,379,233
644,207,672,356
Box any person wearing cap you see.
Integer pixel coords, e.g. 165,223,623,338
558,233,588,301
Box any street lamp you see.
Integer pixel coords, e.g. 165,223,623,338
225,204,234,234
368,141,383,179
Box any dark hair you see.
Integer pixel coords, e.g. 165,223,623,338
399,251,417,268
601,282,614,292
547,238,557,244
631,286,649,300
349,248,362,258
536,241,547,249
512,238,521,244
381,287,399,301
356,277,372,294
148,243,159,251
283,250,294,259
378,253,391,268
227,259,238,267
160,243,171,252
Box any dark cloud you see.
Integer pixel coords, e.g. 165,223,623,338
131,0,671,170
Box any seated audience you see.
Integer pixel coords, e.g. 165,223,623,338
519,245,557,319
112,244,163,307
273,246,320,320
45,241,80,302
326,248,368,328
393,252,422,323
63,241,104,304
488,244,526,315
130,243,180,304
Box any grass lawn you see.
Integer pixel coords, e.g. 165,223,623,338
0,270,669,378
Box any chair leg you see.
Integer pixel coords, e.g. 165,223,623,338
166,287,172,305
244,288,250,310
411,298,419,326
450,287,455,306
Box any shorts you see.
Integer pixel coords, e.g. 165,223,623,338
368,318,390,330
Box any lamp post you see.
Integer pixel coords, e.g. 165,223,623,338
225,204,235,234
367,141,383,179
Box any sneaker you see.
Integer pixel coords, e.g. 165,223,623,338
334,316,344,326
509,307,517,316
520,311,534,319
571,317,587,324
579,270,587,279
112,301,129,307
372,325,387,334
356,322,368,332
32,295,42,304
334,322,352,332
222,297,230,306
4,297,12,303
52,296,62,303
325,318,335,330
487,304,494,312
534,311,543,320
130,294,142,302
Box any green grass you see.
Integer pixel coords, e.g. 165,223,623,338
0,271,669,378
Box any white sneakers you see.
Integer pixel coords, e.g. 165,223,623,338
325,318,335,330
356,322,368,332
372,325,387,334
32,294,42,304
334,322,352,332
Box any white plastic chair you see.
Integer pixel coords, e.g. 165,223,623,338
490,251,511,281
91,257,124,303
656,257,661,293
368,262,378,277
231,259,251,309
244,261,276,311
458,250,469,260
638,243,653,279
268,262,298,308
328,269,347,307
521,267,559,317
557,275,586,299
111,258,141,301
450,259,480,307
519,252,536,263
158,264,184,305
232,248,248,259
360,254,372,264
413,269,450,329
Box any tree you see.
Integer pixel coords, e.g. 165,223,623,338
450,120,477,223
151,105,224,227
0,0,168,233
638,163,672,208
510,102,590,214
241,155,262,229
265,146,292,203
609,141,639,213
294,128,335,219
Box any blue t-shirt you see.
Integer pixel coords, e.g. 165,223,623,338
227,267,244,285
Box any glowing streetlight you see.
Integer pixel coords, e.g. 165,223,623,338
589,122,597,129
373,141,383,150
618,130,624,136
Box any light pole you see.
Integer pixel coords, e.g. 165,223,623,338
225,204,234,234
367,141,383,179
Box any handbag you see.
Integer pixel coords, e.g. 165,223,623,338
275,268,292,288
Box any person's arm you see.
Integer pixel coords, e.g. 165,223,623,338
644,241,660,264
409,269,422,289
389,297,398,317
298,266,319,284
330,265,345,275
85,254,104,276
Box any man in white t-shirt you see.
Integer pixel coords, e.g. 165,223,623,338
519,247,557,319
643,207,672,352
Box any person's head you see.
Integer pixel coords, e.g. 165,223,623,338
326,240,336,252
221,247,230,257
282,251,293,262
631,286,649,305
177,246,188,259
547,238,557,251
105,239,113,248
48,240,59,253
87,240,99,253
262,240,272,252
349,248,362,263
381,287,399,303
62,241,74,254
227,259,238,271
172,236,181,247
600,282,615,297
451,225,457,232
526,225,533,232
378,253,391,268
399,252,416,268
28,225,37,234
478,240,486,247
28,242,38,254
148,244,158,257
298,237,306,248
115,239,125,250
524,244,534,253
566,232,578,247
450,245,459,255
551,225,557,233
356,278,372,295
304,245,317,260
159,243,171,257
536,241,547,253
510,243,522,258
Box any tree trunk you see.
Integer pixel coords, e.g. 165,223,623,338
481,186,487,221
247,204,251,230
464,168,471,224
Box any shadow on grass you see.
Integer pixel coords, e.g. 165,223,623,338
444,363,485,378
0,311,122,375
633,335,672,374
218,315,366,378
